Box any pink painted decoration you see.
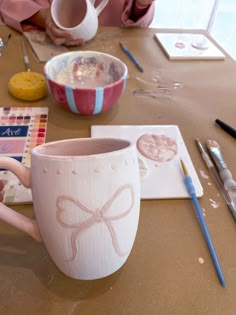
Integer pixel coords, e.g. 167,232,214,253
137,134,178,162
56,184,134,261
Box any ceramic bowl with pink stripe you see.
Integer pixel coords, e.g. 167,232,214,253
44,51,128,115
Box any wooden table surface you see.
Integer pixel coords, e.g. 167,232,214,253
0,25,236,315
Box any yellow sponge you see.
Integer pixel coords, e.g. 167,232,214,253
8,71,48,101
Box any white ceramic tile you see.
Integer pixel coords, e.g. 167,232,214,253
154,32,225,60
91,125,203,199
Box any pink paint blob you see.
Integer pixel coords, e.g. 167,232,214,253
175,42,185,49
136,134,178,162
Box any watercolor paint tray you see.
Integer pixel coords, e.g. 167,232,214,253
0,107,48,205
91,125,203,199
154,32,225,60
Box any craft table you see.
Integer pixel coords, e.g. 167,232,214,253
0,25,236,315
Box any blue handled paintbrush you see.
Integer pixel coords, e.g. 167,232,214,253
180,159,226,287
119,42,144,73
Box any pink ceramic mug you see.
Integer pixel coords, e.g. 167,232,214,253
0,138,140,280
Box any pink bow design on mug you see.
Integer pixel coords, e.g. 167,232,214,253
56,184,134,261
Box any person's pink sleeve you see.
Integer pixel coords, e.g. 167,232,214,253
0,0,50,32
121,0,155,27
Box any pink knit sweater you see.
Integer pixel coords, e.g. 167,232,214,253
0,0,155,32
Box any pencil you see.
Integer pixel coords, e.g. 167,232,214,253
180,159,226,287
215,119,236,139
119,42,144,73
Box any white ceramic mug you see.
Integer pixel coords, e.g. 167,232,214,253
0,138,140,280
51,0,109,42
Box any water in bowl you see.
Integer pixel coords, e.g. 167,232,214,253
55,56,122,88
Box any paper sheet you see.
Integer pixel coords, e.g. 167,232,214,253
23,31,68,62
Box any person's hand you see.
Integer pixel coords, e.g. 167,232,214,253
28,8,85,46
45,13,85,46
0,180,4,202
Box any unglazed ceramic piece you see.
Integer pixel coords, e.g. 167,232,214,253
0,138,140,280
51,0,109,42
154,33,225,60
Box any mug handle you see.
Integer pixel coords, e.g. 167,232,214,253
95,0,109,16
0,157,42,242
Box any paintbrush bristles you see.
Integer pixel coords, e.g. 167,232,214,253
180,159,189,176
206,139,220,148
195,138,204,154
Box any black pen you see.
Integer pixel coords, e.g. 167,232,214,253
215,119,236,139
119,42,144,73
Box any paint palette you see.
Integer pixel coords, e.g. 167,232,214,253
0,107,48,204
91,125,203,199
